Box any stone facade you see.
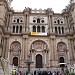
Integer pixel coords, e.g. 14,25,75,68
0,0,75,70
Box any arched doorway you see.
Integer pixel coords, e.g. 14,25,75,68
13,57,18,66
59,57,65,67
36,54,43,68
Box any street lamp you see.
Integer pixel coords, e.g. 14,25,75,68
24,55,34,75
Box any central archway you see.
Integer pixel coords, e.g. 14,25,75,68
36,54,43,68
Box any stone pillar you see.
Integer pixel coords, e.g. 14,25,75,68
22,37,25,61
5,35,10,59
2,37,7,58
54,39,58,61
43,49,48,68
68,39,74,65
70,39,74,64
49,15,53,33
22,35,29,60
73,39,75,59
64,16,67,26
21,35,29,67
23,13,26,32
26,14,29,32
46,50,49,67
50,38,55,67
53,38,58,67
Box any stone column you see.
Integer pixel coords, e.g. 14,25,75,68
23,13,26,32
43,49,48,67
53,38,58,68
49,15,53,33
21,35,28,67
46,50,49,67
22,35,29,60
73,39,75,59
53,39,58,60
68,39,74,64
5,35,10,59
64,16,67,26
2,37,7,58
26,14,29,32
70,39,74,64
22,37,25,61
50,38,54,67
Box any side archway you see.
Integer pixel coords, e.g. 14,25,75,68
13,57,18,66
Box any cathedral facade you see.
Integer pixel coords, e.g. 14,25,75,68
0,0,75,71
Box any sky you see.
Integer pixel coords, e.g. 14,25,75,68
11,0,70,13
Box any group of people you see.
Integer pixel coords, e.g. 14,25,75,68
33,70,62,75
12,69,64,75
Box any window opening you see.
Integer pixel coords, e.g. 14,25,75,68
13,26,15,33
17,19,19,23
37,26,40,32
55,27,57,34
33,26,36,32
16,26,19,33
57,19,60,24
42,26,45,32
37,18,40,23
19,26,22,33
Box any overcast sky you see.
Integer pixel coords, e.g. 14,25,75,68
11,0,70,13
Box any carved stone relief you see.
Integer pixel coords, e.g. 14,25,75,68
10,41,21,52
31,40,48,51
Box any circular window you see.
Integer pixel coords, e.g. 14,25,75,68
20,20,23,22
54,21,56,23
33,20,36,23
61,21,63,24
13,20,16,22
41,20,44,23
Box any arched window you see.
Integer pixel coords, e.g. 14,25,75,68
19,26,22,33
37,26,40,32
16,26,19,33
17,19,19,23
42,26,45,32
57,19,60,24
62,27,64,34
13,26,15,33
33,26,36,32
55,27,57,34
58,27,61,34
13,57,18,66
73,26,74,31
37,18,40,23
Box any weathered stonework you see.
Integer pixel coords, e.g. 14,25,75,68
0,0,75,71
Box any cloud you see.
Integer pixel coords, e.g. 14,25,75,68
11,0,69,13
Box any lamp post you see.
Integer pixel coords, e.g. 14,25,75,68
24,55,34,75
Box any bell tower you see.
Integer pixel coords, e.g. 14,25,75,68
0,0,13,25
7,0,13,7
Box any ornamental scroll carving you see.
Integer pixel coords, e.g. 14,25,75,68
10,41,21,52
31,41,48,50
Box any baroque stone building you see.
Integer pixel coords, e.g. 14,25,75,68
0,0,75,71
